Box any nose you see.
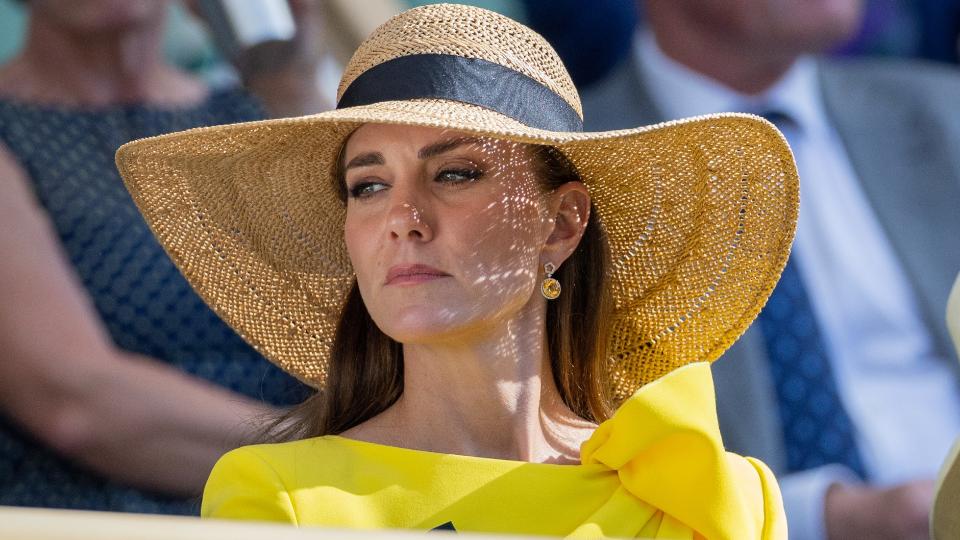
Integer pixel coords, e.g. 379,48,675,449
386,196,433,242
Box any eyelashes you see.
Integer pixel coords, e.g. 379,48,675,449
349,181,387,199
348,167,484,199
435,167,482,184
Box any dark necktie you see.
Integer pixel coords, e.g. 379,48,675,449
756,110,868,478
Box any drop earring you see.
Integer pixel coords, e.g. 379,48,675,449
540,262,561,300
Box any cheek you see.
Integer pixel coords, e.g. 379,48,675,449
455,187,545,291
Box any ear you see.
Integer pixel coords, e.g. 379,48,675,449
541,182,591,266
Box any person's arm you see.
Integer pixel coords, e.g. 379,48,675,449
232,0,335,118
778,465,860,540
778,464,933,540
0,145,275,497
824,478,934,540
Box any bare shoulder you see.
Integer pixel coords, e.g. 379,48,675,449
0,58,25,96
0,57,52,103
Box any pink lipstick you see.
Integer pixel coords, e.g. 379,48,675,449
385,264,450,285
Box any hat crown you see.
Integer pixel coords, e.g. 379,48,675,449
337,3,583,120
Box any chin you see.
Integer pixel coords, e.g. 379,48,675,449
376,308,472,345
364,281,533,345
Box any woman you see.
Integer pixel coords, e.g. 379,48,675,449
116,4,796,537
0,0,326,513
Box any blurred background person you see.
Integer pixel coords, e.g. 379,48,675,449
520,0,960,83
4,0,959,70
0,0,341,514
581,1,960,539
520,0,637,89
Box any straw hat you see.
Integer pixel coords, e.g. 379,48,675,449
115,3,798,402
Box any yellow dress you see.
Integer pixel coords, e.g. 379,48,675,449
202,363,786,539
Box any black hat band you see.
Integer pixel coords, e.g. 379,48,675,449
337,53,584,132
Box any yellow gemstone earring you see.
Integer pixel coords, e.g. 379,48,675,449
540,262,561,300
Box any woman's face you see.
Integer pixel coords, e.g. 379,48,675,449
342,124,559,345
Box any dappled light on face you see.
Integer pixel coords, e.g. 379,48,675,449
342,126,553,347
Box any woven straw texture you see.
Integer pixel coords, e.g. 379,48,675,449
115,5,798,402
337,4,582,118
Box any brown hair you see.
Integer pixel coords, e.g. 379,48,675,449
267,143,613,441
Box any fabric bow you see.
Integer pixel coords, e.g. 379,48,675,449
574,363,786,539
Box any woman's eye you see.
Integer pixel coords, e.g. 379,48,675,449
436,168,482,184
349,181,388,199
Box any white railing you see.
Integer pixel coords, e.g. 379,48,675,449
0,506,527,540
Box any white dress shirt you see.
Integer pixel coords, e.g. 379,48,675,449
633,30,960,540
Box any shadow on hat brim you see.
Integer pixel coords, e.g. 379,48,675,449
116,99,798,402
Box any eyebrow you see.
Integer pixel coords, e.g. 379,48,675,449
417,137,481,160
344,152,385,170
343,136,482,171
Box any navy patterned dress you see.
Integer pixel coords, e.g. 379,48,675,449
0,89,309,515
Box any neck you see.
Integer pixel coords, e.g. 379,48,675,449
353,302,595,463
2,12,203,107
646,15,796,96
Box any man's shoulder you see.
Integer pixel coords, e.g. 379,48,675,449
581,57,640,104
819,57,960,99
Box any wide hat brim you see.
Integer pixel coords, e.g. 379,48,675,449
116,98,798,402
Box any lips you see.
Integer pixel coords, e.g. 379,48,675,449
385,264,451,285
